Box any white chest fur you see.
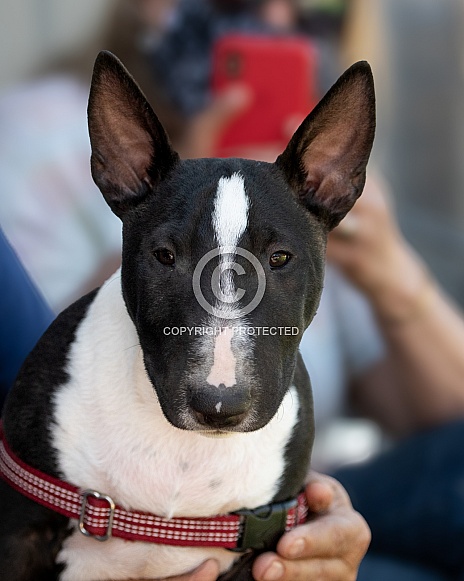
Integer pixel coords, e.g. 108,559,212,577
52,272,300,580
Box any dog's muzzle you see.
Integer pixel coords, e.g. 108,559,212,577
188,384,252,429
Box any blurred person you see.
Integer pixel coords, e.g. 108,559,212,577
342,0,464,307
153,0,464,579
0,0,181,313
153,0,346,129
328,175,464,579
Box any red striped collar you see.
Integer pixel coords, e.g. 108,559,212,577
0,424,308,550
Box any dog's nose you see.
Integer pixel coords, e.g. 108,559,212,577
188,385,251,429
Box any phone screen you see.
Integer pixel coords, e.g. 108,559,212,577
212,34,319,158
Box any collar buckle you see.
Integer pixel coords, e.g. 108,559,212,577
231,498,298,552
79,489,116,541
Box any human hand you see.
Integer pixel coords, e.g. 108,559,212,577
327,172,431,321
180,85,251,159
180,86,301,162
252,472,371,581
126,473,368,581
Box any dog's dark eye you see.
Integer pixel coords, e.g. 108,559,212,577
154,248,175,266
269,251,291,268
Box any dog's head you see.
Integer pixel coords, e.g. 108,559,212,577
88,51,375,434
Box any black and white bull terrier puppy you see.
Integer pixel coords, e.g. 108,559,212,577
0,52,375,580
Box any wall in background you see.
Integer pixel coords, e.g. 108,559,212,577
0,0,114,89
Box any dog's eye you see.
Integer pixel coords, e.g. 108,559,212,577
269,251,291,268
154,248,175,266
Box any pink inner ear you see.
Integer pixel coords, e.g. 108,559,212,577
301,145,367,228
110,132,154,192
88,52,180,218
302,124,360,195
91,87,156,195
282,66,375,228
302,87,370,180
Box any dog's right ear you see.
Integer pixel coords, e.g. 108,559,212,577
88,51,179,218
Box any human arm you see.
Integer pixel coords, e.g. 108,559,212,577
327,173,464,434
0,229,54,407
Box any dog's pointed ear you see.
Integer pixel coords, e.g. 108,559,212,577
88,51,179,218
276,61,375,230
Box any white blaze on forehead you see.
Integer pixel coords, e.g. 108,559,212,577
212,172,249,312
206,327,236,388
213,173,249,248
205,173,249,388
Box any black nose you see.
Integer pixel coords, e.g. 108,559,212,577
188,385,251,429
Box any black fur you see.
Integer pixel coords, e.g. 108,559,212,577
120,157,325,435
275,353,314,501
3,290,98,474
0,480,68,581
0,291,97,580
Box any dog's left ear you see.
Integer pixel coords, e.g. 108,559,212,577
276,61,375,230
88,51,179,218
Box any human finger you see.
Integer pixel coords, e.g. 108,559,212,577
253,553,360,581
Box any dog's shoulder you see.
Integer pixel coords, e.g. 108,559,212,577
275,352,314,499
0,290,97,580
3,288,99,476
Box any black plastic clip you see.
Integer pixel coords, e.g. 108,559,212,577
231,498,298,552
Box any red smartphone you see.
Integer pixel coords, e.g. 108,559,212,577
211,34,319,158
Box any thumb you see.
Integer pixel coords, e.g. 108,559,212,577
186,85,251,158
305,473,336,513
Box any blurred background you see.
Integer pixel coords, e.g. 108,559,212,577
0,0,113,89
1,0,463,315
